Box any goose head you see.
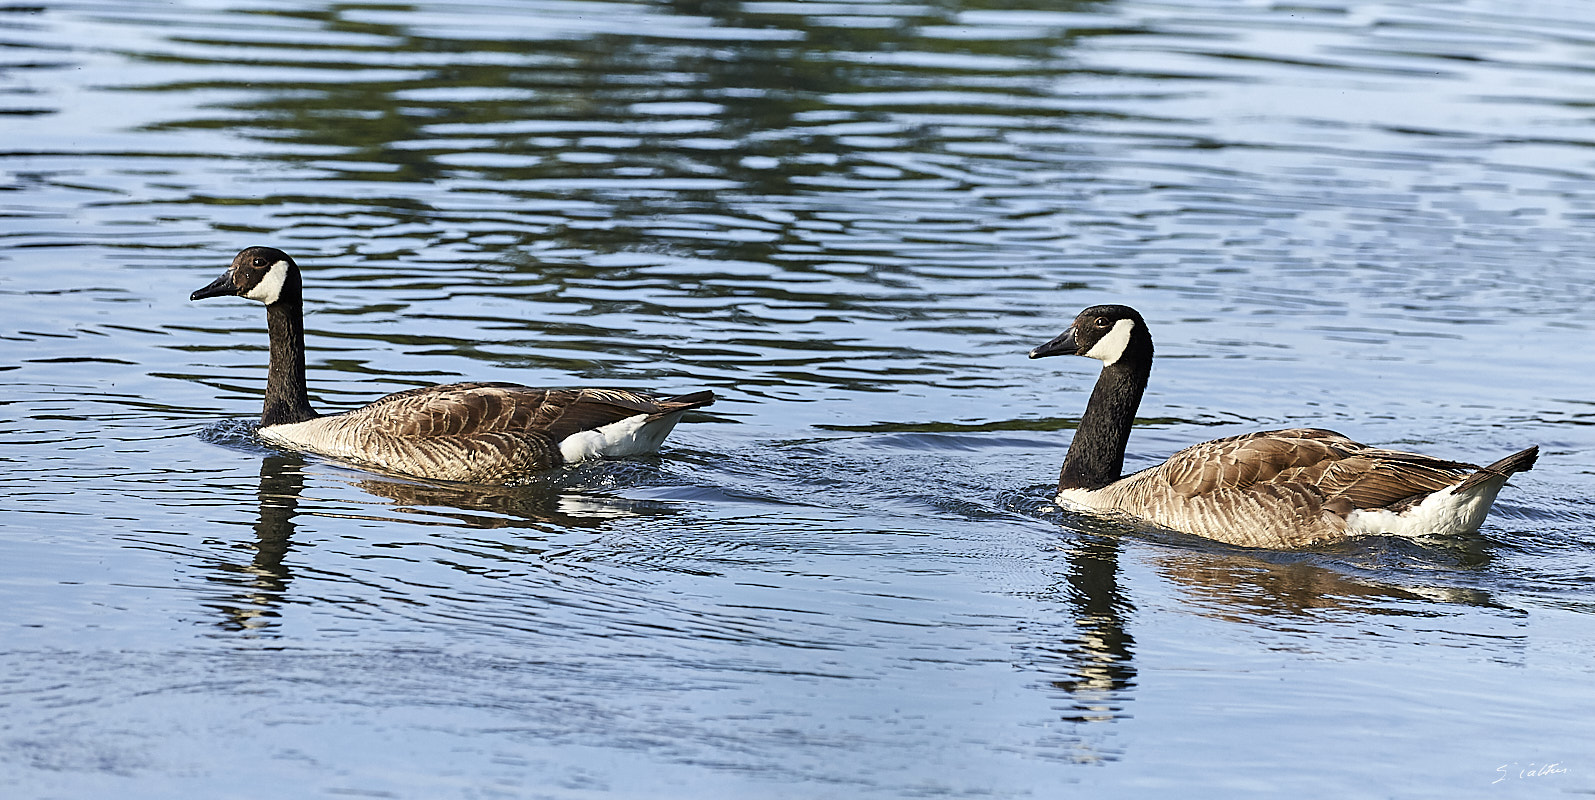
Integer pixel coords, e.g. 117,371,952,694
191,246,301,306
1029,304,1152,368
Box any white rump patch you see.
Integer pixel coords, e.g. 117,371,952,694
243,260,291,305
1345,477,1508,539
1083,318,1136,366
558,411,687,463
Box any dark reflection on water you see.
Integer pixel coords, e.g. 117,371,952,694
195,426,705,633
348,468,682,529
1012,483,1509,618
1154,544,1503,623
1030,534,1135,731
204,452,305,631
5,0,1595,795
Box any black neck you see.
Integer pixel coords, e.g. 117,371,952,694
1059,359,1150,491
261,299,318,427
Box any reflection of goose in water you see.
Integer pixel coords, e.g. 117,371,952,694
208,453,307,631
198,449,683,629
348,466,684,531
1032,535,1136,731
191,246,714,483
1152,546,1498,626
1029,305,1537,549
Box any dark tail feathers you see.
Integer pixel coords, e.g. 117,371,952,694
647,390,716,419
1456,445,1538,492
665,390,715,409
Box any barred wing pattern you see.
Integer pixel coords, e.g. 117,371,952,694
1079,429,1486,548
260,382,714,483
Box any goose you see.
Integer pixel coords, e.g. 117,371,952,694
190,246,715,483
1028,304,1537,549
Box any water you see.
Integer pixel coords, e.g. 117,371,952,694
4,0,1595,796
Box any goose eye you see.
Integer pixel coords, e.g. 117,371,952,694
1094,316,1109,327
252,257,269,268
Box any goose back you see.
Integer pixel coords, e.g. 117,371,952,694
260,382,714,483
1061,428,1501,547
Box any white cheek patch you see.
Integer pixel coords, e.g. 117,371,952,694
1083,318,1136,366
243,261,290,305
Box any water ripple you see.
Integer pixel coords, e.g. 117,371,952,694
5,0,1595,795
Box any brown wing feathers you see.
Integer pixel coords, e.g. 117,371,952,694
537,388,713,443
1151,428,1491,513
1155,429,1345,497
1319,454,1472,508
277,382,715,482
341,382,711,442
355,382,537,436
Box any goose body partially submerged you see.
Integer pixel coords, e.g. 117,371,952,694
191,246,713,483
1029,305,1536,549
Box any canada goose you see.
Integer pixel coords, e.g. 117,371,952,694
1028,305,1537,549
191,246,714,483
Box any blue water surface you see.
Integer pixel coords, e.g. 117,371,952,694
3,1,1594,797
